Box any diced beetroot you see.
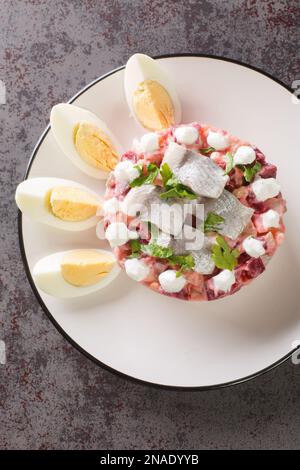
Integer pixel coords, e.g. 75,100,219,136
259,163,277,179
247,257,265,277
205,280,240,301
226,167,244,191
235,257,265,284
246,191,267,212
122,150,139,163
238,252,251,264
254,148,266,164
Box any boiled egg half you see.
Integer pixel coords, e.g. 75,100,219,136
124,53,181,131
33,249,120,298
16,177,101,231
50,103,123,179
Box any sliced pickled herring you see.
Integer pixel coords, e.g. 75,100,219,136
191,249,215,275
174,235,215,275
204,189,254,240
122,184,185,236
122,184,159,216
155,224,204,253
142,201,184,236
163,142,228,198
154,228,214,274
175,234,215,275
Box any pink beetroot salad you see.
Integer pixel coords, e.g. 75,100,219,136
103,123,286,302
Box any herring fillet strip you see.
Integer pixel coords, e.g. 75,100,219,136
122,184,159,216
163,147,228,198
191,249,215,275
155,230,215,275
122,185,185,236
204,189,254,239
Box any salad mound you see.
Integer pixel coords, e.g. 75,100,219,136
103,123,286,301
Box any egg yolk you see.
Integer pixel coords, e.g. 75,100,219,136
133,79,175,131
61,250,114,287
74,122,119,171
48,186,100,221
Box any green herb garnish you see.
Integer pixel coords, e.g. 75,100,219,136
128,239,142,258
141,243,173,258
160,163,173,186
132,240,195,275
211,235,240,271
241,161,262,183
159,163,197,200
224,152,262,181
160,184,197,200
200,147,215,155
133,163,143,175
224,152,234,175
130,163,159,187
204,212,225,233
169,254,195,276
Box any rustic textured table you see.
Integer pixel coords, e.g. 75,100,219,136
1,0,300,449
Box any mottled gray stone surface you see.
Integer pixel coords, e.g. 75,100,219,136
1,0,300,450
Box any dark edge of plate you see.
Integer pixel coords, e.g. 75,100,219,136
17,53,298,391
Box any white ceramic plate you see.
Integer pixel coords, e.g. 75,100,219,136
19,55,300,389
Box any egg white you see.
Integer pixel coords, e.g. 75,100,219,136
50,103,123,179
124,53,181,128
16,177,102,231
32,249,121,298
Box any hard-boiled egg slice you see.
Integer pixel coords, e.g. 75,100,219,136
124,53,181,131
16,177,101,231
50,103,123,179
33,249,120,298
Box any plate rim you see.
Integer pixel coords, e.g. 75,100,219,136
18,53,298,391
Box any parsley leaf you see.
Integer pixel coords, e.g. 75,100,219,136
169,254,195,276
224,152,234,175
200,147,215,155
211,235,240,271
159,162,197,200
133,163,143,175
128,239,142,258
242,161,262,183
160,184,197,200
129,174,148,188
159,187,179,199
141,243,173,258
132,240,195,276
130,163,159,188
160,163,173,186
204,212,225,233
